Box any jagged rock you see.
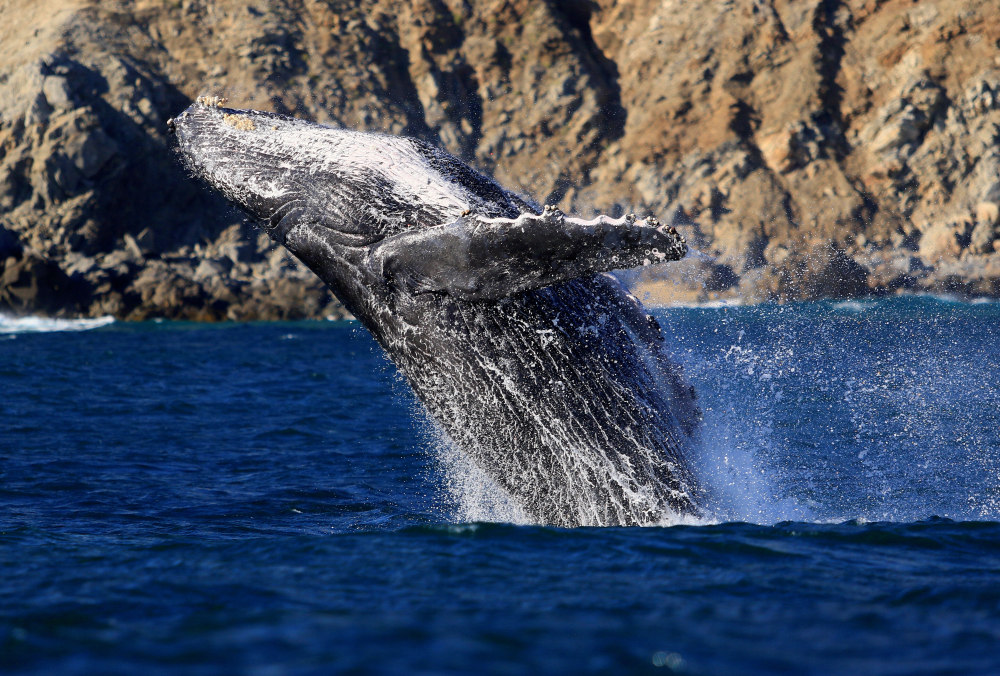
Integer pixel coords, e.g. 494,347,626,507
193,258,229,282
0,252,82,315
919,222,968,261
704,264,740,293
122,233,145,261
975,202,1000,226
3,0,1000,319
63,124,118,179
867,78,945,156
62,252,97,277
42,76,75,110
739,242,871,302
970,220,1000,255
759,120,830,174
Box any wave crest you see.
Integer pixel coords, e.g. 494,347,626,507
0,314,115,334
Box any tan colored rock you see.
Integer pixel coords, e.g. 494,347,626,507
758,130,795,174
919,222,966,261
976,202,1000,226
4,0,1000,317
970,220,999,254
41,76,75,110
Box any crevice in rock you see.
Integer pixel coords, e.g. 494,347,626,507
781,192,801,230
368,21,439,143
729,98,760,141
761,0,791,44
812,0,850,159
400,0,484,161
549,0,626,146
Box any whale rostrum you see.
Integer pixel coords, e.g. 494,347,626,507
172,99,702,526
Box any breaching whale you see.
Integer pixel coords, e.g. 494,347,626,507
171,97,702,526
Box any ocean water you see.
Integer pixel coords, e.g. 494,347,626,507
2,296,1000,675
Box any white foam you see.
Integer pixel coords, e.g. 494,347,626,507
907,291,997,305
0,314,115,334
672,298,746,309
831,300,872,313
430,427,533,526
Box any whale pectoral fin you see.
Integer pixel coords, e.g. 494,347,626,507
369,207,688,300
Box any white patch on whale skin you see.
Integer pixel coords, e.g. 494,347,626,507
199,109,473,222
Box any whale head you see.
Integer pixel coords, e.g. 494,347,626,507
172,99,391,246
171,99,525,244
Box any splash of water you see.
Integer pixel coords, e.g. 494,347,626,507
672,299,1000,525
431,430,533,525
420,298,1000,527
684,246,717,263
395,276,705,528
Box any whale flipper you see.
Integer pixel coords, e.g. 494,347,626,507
370,207,687,301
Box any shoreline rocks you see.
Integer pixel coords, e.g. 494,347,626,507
2,0,1000,319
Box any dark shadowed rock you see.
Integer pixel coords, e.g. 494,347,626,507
704,264,740,293
0,252,86,315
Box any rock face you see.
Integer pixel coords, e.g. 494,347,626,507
1,0,999,318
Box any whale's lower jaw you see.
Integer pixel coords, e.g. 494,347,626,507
171,100,700,526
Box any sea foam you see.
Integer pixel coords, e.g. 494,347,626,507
0,314,115,334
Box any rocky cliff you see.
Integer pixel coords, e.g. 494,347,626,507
2,0,999,319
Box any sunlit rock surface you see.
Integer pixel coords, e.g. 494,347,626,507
2,0,999,318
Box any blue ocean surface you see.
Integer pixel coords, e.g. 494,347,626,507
2,296,999,675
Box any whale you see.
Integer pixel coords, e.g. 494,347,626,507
170,97,702,526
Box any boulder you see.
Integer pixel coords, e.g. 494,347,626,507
0,252,84,315
919,222,967,261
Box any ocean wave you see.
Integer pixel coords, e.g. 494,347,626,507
653,298,746,310
830,299,874,313
0,314,115,334
893,292,999,306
